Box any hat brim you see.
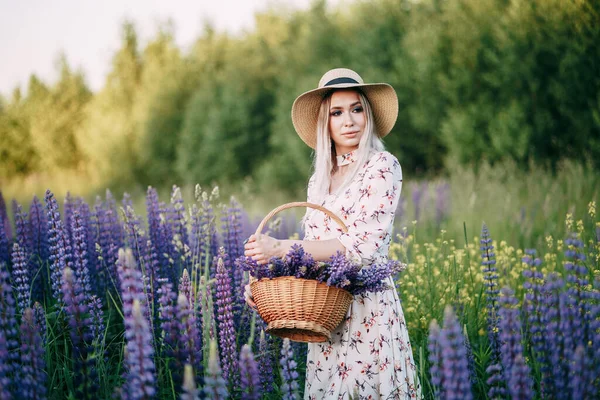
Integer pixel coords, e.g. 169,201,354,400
291,83,398,149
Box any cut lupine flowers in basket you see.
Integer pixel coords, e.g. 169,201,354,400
235,244,404,295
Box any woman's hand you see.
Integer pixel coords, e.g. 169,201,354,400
243,234,288,265
243,283,256,310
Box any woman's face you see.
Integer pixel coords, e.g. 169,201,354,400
328,89,366,155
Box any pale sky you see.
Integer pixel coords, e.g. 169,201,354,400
0,0,330,96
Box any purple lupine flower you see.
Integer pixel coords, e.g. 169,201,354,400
522,267,549,395
176,293,203,382
157,278,177,358
45,189,71,304
13,201,31,253
70,210,92,304
199,194,219,279
104,190,124,254
279,338,299,400
203,340,228,400
239,344,260,400
181,364,199,400
462,325,477,386
0,265,18,396
199,276,217,347
179,269,192,306
117,249,150,328
498,287,533,400
220,198,246,338
481,223,500,361
121,201,143,256
428,320,442,397
0,214,9,268
18,308,47,400
63,192,75,245
539,273,567,395
569,345,588,400
0,192,11,243
32,302,46,346
284,244,315,279
89,295,105,345
257,330,274,394
28,196,49,302
146,187,171,284
348,260,402,295
122,299,156,400
11,242,30,313
62,267,94,398
169,185,188,254
438,306,473,400
215,251,238,384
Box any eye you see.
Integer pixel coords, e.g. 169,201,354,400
330,110,342,117
352,106,363,113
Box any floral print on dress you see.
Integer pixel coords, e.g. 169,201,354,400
304,151,420,399
336,150,358,167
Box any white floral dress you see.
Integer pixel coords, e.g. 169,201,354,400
303,150,420,400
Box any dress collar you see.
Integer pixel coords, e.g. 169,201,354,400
336,150,357,167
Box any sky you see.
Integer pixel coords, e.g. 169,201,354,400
0,0,325,96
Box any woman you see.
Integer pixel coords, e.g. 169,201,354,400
244,68,419,399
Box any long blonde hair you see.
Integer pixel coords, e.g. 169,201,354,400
310,89,385,203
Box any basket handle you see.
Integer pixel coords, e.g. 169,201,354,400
254,201,348,236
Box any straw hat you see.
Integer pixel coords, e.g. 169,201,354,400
291,68,398,149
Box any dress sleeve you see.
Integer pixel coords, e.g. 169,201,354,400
337,152,402,264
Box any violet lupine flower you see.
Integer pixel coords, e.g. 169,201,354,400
539,273,567,395
62,267,95,398
28,196,49,302
70,210,92,304
480,223,500,361
257,330,275,394
63,192,75,244
146,187,171,283
18,308,47,400
176,293,203,382
89,295,105,345
0,192,11,242
104,190,124,252
498,287,533,400
169,185,188,253
122,203,145,262
462,325,477,386
0,265,18,395
0,215,9,268
280,338,299,400
45,189,71,304
203,340,228,400
199,196,219,279
123,299,156,400
32,302,46,346
181,364,199,400
285,244,315,280
11,242,30,313
13,201,31,253
428,319,443,397
156,278,177,359
569,345,588,400
239,344,260,400
199,276,217,346
179,269,192,306
215,252,238,384
437,306,473,400
117,249,150,327
522,267,548,394
28,196,48,259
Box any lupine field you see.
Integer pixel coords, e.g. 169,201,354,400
0,175,598,399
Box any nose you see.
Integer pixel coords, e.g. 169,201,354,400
343,112,354,127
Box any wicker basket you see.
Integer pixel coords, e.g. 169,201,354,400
250,202,354,343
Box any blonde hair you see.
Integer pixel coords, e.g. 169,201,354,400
310,89,385,203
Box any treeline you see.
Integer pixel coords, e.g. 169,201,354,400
1,0,599,196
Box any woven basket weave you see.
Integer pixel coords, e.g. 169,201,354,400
250,202,353,343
